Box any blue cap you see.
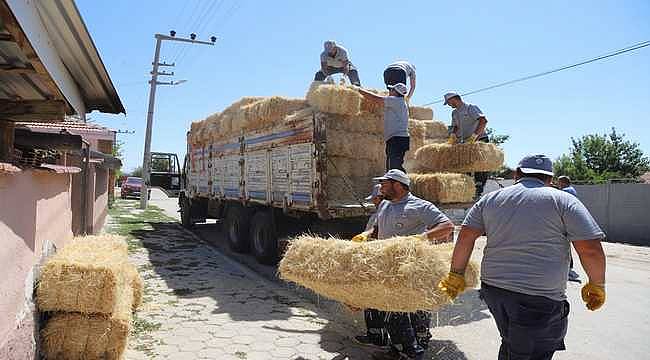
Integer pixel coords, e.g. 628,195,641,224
365,184,381,201
518,154,554,176
373,169,410,186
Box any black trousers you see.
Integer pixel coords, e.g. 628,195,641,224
385,311,431,356
314,65,361,86
386,136,410,172
364,309,388,342
384,67,407,87
473,136,490,197
480,283,570,360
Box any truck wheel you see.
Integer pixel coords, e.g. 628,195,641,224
250,211,279,265
225,205,251,253
180,197,193,229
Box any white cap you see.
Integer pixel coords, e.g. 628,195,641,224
388,83,408,96
373,169,410,186
443,92,460,105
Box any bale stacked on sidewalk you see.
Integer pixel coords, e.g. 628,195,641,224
38,235,142,360
279,235,479,312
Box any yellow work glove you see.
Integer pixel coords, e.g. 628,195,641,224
351,233,369,242
468,134,478,144
414,234,427,241
581,282,606,311
438,272,466,300
447,134,457,145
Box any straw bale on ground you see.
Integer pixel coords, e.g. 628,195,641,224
409,106,434,120
306,81,362,115
414,142,504,173
327,130,383,160
41,279,134,360
279,235,479,312
409,173,475,203
37,235,143,314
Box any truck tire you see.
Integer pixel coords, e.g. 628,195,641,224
250,211,279,265
225,205,251,253
180,197,193,229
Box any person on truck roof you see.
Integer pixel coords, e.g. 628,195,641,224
314,40,361,86
384,61,416,101
358,84,410,172
352,169,455,360
439,154,606,360
444,91,490,198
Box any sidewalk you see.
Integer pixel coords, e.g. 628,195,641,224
105,198,375,360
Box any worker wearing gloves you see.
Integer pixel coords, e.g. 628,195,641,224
384,61,416,101
356,169,455,360
444,91,490,197
357,84,410,172
439,154,606,360
314,40,361,86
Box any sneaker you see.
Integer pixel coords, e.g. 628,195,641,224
568,269,581,283
354,335,389,348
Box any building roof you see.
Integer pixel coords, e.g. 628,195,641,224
18,120,114,135
0,0,124,121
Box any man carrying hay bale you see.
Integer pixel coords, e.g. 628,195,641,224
444,91,490,197
314,40,361,86
353,169,455,360
384,60,416,101
439,154,607,360
358,84,410,172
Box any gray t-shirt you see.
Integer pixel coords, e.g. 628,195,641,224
451,103,486,141
387,61,416,77
463,177,605,301
320,45,349,68
383,96,409,141
376,193,450,239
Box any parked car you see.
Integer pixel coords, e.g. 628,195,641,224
121,177,146,199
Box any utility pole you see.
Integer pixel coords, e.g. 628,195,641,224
140,31,216,209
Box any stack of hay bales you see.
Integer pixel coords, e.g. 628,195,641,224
279,235,479,312
38,235,142,360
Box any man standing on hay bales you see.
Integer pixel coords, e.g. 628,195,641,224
358,84,410,172
444,91,490,197
314,40,361,86
353,169,455,360
384,60,417,101
439,154,607,360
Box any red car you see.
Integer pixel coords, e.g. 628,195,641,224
121,177,144,199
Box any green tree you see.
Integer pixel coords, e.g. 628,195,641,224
554,128,649,183
486,127,510,147
112,140,124,178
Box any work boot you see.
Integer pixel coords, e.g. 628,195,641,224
354,334,389,348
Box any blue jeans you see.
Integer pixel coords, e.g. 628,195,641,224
480,283,570,360
385,136,410,172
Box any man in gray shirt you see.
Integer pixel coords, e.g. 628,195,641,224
354,170,454,360
314,40,361,86
439,155,607,360
358,84,410,171
444,91,490,197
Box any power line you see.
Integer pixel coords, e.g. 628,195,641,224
421,40,650,106
176,0,223,65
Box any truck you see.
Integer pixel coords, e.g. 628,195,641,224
179,107,382,265
149,152,181,197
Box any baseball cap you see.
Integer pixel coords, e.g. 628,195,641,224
373,169,410,186
443,91,460,105
365,184,381,201
387,83,408,96
518,154,554,176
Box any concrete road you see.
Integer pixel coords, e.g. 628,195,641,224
148,190,650,360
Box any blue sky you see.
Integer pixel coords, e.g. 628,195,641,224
78,0,650,171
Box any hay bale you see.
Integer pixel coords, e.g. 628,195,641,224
279,235,479,312
414,142,504,173
37,235,142,314
240,97,308,131
285,107,315,124
327,176,375,204
409,173,475,203
327,130,383,160
306,81,362,115
423,120,448,140
41,279,134,360
325,112,383,135
409,106,434,120
328,156,384,179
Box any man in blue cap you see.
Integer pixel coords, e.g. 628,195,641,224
353,169,455,360
439,154,607,360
